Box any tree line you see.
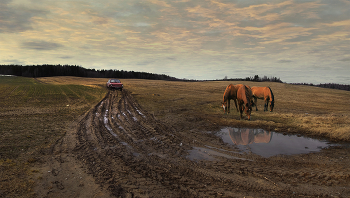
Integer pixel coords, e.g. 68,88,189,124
291,83,350,91
1,65,348,91
0,64,178,81
219,75,283,83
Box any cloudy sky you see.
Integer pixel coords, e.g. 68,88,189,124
1,0,349,84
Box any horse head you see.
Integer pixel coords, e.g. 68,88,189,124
221,101,227,113
245,103,252,120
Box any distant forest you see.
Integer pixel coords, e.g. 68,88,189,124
0,64,177,81
291,83,350,91
220,75,283,83
0,65,349,91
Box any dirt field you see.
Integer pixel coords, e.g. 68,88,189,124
1,77,350,197
26,77,349,198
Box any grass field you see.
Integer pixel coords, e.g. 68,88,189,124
108,79,348,139
0,76,107,197
1,76,350,197
37,76,350,141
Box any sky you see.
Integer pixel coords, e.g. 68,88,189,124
0,0,349,84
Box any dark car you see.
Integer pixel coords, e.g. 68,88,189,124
106,79,123,90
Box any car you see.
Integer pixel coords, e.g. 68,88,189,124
106,79,123,90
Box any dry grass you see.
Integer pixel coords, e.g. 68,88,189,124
39,77,350,141
1,76,349,197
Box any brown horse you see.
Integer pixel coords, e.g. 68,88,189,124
251,86,274,112
221,84,244,114
237,85,253,120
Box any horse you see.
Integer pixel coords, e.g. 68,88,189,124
251,86,274,112
221,84,244,114
237,85,253,120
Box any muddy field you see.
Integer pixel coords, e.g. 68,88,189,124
31,79,350,198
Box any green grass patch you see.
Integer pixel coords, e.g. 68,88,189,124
0,76,107,197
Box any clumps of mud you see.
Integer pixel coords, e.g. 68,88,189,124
44,90,350,197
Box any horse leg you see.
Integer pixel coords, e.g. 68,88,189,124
239,104,244,119
264,99,268,111
254,97,258,111
227,99,230,114
234,99,239,112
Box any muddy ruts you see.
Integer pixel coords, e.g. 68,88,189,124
73,90,280,197
72,90,340,197
74,90,200,196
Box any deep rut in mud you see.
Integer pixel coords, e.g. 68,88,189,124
38,90,350,198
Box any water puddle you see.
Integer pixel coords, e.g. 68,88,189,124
134,106,146,118
217,127,336,158
103,109,117,137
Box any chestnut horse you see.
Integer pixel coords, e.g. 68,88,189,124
251,86,274,112
237,85,253,120
221,84,244,114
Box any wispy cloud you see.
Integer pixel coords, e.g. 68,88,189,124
338,57,350,62
0,0,47,33
278,59,293,63
22,41,63,51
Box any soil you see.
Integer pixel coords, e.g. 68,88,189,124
33,90,350,198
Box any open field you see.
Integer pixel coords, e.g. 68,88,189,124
1,76,350,197
0,76,107,197
38,76,350,141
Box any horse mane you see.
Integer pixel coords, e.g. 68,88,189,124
268,87,274,102
243,85,251,105
224,84,235,101
223,85,230,102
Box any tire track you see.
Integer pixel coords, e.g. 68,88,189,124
72,90,280,197
47,89,350,197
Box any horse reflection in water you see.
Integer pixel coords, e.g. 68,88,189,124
229,128,272,145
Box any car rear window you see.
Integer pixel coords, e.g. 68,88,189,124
110,79,121,83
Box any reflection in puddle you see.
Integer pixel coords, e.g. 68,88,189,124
228,128,272,145
217,128,335,157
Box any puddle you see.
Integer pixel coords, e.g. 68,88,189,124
217,127,336,158
103,110,117,138
136,109,145,118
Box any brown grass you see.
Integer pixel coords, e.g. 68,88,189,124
2,76,349,197
39,77,350,142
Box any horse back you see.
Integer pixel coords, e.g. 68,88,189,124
251,86,265,99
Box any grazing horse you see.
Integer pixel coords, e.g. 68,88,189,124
251,86,274,112
221,84,244,114
237,85,253,120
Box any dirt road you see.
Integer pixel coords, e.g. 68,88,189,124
34,90,350,197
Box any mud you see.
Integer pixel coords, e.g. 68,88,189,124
34,90,350,197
